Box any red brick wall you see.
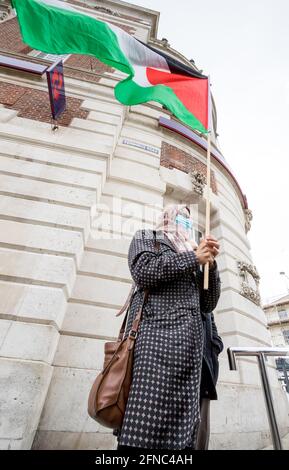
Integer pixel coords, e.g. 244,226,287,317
0,82,88,126
0,17,32,54
161,142,218,194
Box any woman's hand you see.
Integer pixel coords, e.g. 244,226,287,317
194,235,220,266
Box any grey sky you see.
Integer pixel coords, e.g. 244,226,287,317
127,0,289,304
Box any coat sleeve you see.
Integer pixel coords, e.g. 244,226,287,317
128,229,200,289
195,259,221,313
211,312,224,353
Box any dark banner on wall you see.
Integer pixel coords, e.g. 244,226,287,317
46,59,66,120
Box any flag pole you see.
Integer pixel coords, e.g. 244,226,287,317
203,75,212,290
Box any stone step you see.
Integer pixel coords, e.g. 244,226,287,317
0,219,84,266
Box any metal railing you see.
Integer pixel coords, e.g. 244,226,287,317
227,347,289,450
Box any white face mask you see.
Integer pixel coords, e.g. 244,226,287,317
175,214,193,236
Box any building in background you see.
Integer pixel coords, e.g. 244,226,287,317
263,295,289,398
264,294,289,348
0,0,288,450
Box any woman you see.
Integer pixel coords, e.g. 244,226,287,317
196,310,224,450
115,204,221,450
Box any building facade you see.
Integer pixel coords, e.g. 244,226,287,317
264,294,289,348
0,0,288,450
263,295,289,399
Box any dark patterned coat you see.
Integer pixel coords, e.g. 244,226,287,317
200,312,224,400
115,229,221,450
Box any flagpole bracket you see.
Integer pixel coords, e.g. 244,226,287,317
51,118,59,132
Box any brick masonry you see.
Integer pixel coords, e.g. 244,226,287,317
0,81,88,126
0,17,32,54
161,142,218,194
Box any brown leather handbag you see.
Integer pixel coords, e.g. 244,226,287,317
87,285,149,429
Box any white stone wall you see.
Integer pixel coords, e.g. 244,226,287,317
0,68,125,449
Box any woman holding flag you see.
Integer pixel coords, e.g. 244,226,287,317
115,204,221,450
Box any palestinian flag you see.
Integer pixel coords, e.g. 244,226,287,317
12,0,210,133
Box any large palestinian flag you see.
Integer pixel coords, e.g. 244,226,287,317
12,0,210,133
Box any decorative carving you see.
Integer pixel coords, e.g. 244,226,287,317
244,208,253,233
94,6,120,17
161,38,170,48
189,169,206,196
0,2,11,21
237,261,261,306
240,284,261,306
238,261,260,280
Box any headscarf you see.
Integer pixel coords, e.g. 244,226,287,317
155,203,198,252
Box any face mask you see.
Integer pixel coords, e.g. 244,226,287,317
175,214,193,233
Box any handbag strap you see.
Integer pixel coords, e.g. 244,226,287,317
115,282,136,317
117,230,160,341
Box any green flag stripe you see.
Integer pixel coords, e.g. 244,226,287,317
115,78,207,134
12,0,133,75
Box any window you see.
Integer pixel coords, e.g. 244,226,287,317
276,357,289,371
28,50,71,63
278,309,289,321
193,229,203,245
282,330,289,345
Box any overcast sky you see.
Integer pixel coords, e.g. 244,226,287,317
127,0,289,304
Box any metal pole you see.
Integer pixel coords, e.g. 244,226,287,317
282,360,289,393
227,347,289,450
257,353,282,450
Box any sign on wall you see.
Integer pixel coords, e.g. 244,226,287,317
46,59,66,121
122,139,160,155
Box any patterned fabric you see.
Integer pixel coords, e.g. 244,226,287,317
155,203,197,252
201,311,224,399
115,229,221,450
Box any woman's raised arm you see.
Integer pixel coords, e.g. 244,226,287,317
195,260,221,313
128,229,200,289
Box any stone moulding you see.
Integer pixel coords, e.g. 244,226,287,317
0,4,11,21
237,260,261,306
244,208,253,233
94,6,120,17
